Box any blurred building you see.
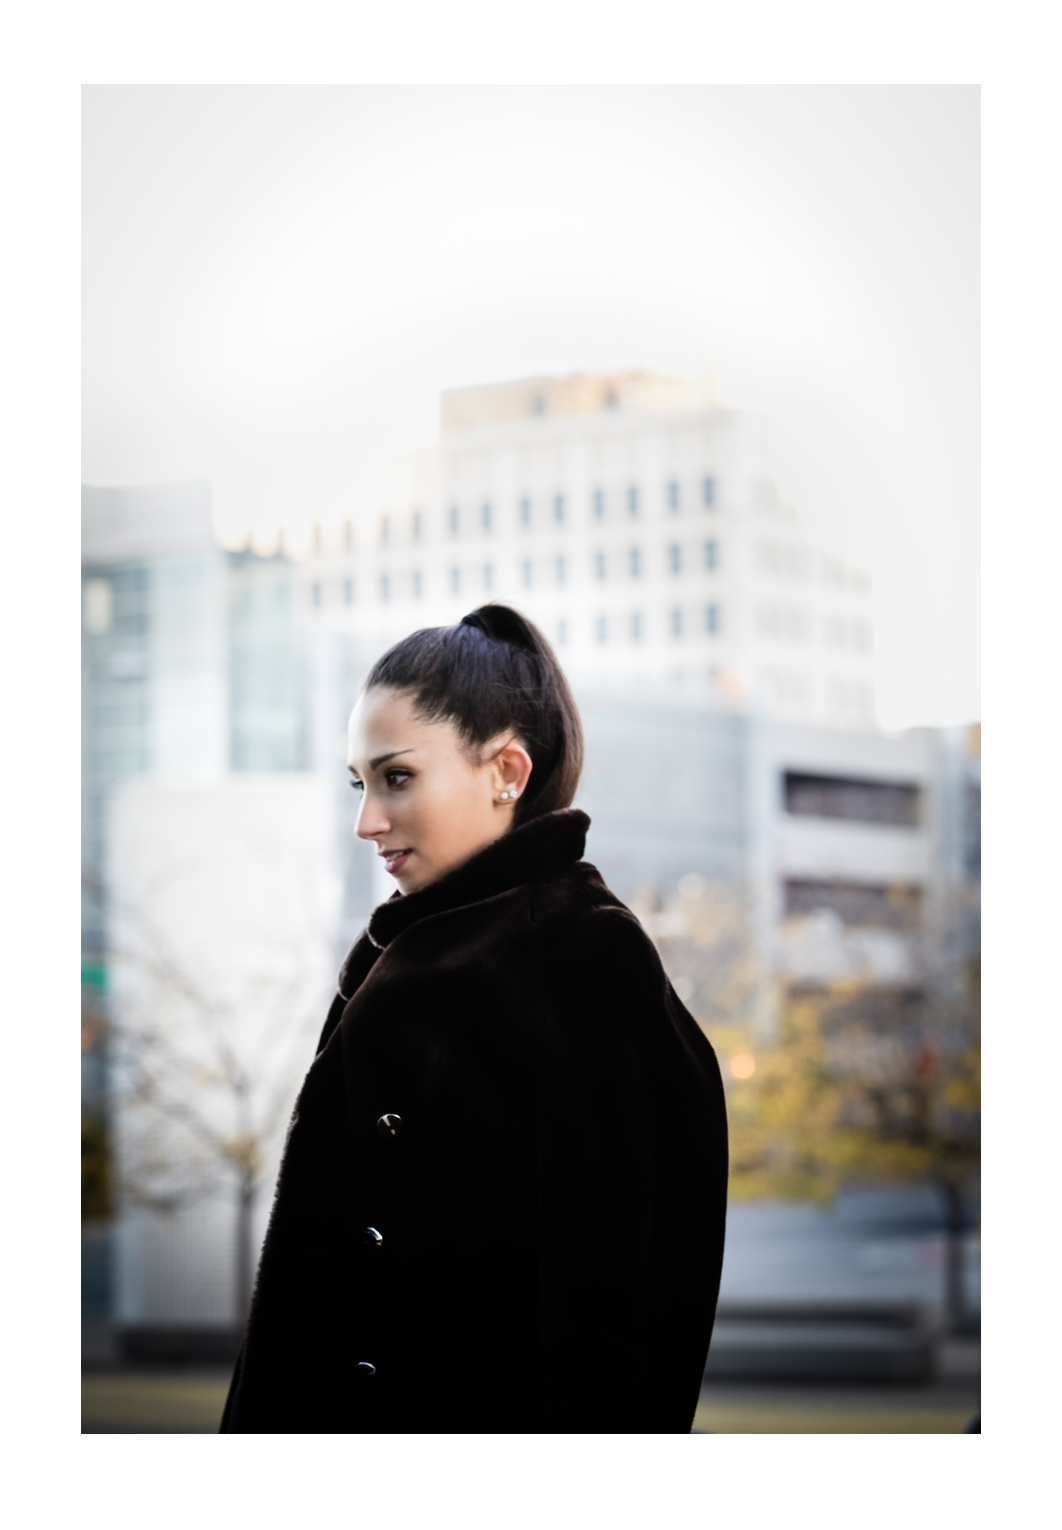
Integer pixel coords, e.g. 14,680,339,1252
298,370,877,731
574,687,979,1038
81,482,328,1340
82,482,225,964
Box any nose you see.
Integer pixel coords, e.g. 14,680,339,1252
355,789,390,843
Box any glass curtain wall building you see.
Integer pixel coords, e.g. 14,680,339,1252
81,483,304,1327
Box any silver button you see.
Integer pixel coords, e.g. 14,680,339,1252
356,1361,376,1377
363,1226,383,1250
377,1113,402,1138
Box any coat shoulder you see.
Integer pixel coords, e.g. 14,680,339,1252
529,860,677,1018
531,859,661,966
530,860,722,1077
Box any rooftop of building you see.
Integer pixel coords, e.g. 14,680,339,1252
439,368,718,431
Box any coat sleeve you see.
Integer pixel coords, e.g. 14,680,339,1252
534,903,728,1432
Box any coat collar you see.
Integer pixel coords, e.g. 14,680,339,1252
365,808,589,952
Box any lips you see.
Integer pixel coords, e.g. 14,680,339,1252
380,848,413,875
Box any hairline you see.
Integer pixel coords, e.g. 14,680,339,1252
361,679,527,759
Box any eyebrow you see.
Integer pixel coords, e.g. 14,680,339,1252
348,748,416,774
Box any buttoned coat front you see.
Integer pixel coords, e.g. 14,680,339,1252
220,809,728,1433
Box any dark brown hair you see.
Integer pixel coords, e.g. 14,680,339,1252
363,604,583,826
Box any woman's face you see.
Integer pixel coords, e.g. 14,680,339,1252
347,686,533,894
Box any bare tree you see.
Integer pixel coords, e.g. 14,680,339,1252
91,867,329,1328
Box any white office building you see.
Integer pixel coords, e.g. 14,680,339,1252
297,370,877,731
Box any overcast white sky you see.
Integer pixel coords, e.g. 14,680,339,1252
82,85,978,730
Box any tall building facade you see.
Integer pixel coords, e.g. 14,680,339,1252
572,690,979,1041
297,371,876,731
82,483,310,989
81,482,317,1336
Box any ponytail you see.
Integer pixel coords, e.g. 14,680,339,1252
363,604,584,826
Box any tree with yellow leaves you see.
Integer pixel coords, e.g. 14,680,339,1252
717,981,980,1328
639,874,980,1331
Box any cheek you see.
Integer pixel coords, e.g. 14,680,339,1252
416,774,488,853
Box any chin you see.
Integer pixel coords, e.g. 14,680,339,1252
393,866,428,894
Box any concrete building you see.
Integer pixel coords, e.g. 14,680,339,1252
296,370,877,732
570,686,979,1040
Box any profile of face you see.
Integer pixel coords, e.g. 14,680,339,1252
346,686,534,895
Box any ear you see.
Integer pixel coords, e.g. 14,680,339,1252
486,737,534,806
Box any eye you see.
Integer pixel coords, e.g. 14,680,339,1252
349,777,364,793
385,770,413,790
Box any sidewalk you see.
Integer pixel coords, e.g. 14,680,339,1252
82,1360,979,1434
82,1370,232,1433
693,1379,978,1434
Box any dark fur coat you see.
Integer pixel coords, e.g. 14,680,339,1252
220,809,728,1433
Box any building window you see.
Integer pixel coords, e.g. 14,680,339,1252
412,511,422,542
757,606,809,641
312,522,322,553
628,547,642,578
482,502,493,531
670,606,684,637
630,612,643,641
826,678,874,720
343,519,353,550
763,670,812,710
449,504,460,535
91,701,149,728
783,771,920,827
604,388,619,410
83,578,113,634
759,541,809,578
825,616,871,652
668,543,682,574
380,517,390,547
702,477,716,507
783,878,923,933
450,567,461,595
705,539,719,571
311,582,322,608
380,574,390,602
483,563,494,591
593,489,605,520
667,480,680,512
343,578,354,606
706,602,721,634
555,556,567,585
519,497,532,527
627,484,639,517
412,571,422,599
521,559,533,588
532,395,546,416
594,551,607,581
596,615,608,643
553,494,565,524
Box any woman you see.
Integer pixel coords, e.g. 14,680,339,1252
221,604,728,1433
